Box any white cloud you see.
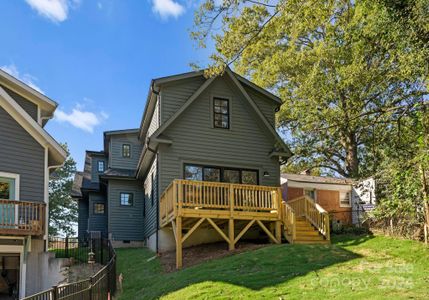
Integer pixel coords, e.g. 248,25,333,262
25,0,82,22
1,64,44,94
152,0,185,19
54,105,108,133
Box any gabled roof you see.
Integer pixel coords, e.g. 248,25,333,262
0,69,57,115
103,128,139,153
149,67,292,157
0,85,67,166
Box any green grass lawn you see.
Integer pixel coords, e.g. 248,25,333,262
116,235,429,299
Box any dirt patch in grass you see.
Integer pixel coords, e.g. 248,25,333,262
159,242,269,272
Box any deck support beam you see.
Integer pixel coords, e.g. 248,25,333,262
182,218,206,243
257,220,280,244
228,219,234,251
176,216,182,269
207,218,230,244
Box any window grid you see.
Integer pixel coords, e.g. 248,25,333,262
94,203,105,215
122,144,131,158
120,192,133,206
97,161,105,172
213,97,230,129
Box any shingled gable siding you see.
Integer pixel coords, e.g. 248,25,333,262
160,76,206,123
109,134,143,170
107,179,144,241
88,193,108,237
143,157,158,238
1,85,39,121
0,106,44,202
158,76,280,193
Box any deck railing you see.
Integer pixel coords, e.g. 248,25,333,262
287,196,330,241
0,199,45,235
160,179,281,226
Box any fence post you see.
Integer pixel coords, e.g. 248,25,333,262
65,236,69,258
89,276,93,300
100,239,104,264
52,285,58,300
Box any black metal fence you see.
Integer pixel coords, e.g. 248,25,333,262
23,239,117,300
48,236,109,265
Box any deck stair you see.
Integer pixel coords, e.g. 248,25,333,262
281,196,330,244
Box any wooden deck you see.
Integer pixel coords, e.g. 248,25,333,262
160,180,330,268
0,199,45,236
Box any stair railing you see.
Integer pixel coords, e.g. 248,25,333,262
281,202,296,243
285,196,330,241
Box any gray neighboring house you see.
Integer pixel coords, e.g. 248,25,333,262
73,68,291,251
0,69,67,298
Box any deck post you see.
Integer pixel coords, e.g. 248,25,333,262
275,221,282,244
176,216,182,269
228,218,234,251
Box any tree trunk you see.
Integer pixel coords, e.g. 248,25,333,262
420,165,429,245
344,132,359,178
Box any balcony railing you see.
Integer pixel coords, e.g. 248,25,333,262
0,199,45,236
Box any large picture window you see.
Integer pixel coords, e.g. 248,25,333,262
213,97,229,129
184,164,258,185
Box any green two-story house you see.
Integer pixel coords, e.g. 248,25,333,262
73,68,292,257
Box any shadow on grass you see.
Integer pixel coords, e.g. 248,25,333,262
116,234,374,299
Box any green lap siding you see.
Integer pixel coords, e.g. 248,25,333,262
108,179,144,241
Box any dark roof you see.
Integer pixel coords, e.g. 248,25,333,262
81,151,101,190
101,168,136,178
71,171,83,198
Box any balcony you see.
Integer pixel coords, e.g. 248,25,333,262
0,199,46,236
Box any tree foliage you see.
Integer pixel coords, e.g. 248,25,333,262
49,144,77,237
192,0,429,178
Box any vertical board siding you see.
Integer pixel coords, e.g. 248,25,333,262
88,193,108,237
108,179,144,241
78,198,89,239
159,76,280,194
0,107,45,202
109,134,143,170
160,76,206,124
1,85,39,121
143,157,158,238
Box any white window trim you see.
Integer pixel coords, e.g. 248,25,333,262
304,188,316,202
0,171,20,200
339,191,352,208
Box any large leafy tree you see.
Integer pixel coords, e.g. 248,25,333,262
192,0,429,178
49,144,77,236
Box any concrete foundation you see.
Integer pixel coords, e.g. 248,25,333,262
111,240,144,248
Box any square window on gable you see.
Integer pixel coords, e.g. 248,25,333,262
213,98,229,129
122,144,131,158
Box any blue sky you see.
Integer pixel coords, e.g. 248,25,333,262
0,0,211,170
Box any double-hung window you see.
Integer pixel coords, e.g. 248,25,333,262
213,98,229,129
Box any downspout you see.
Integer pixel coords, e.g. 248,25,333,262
156,154,159,254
